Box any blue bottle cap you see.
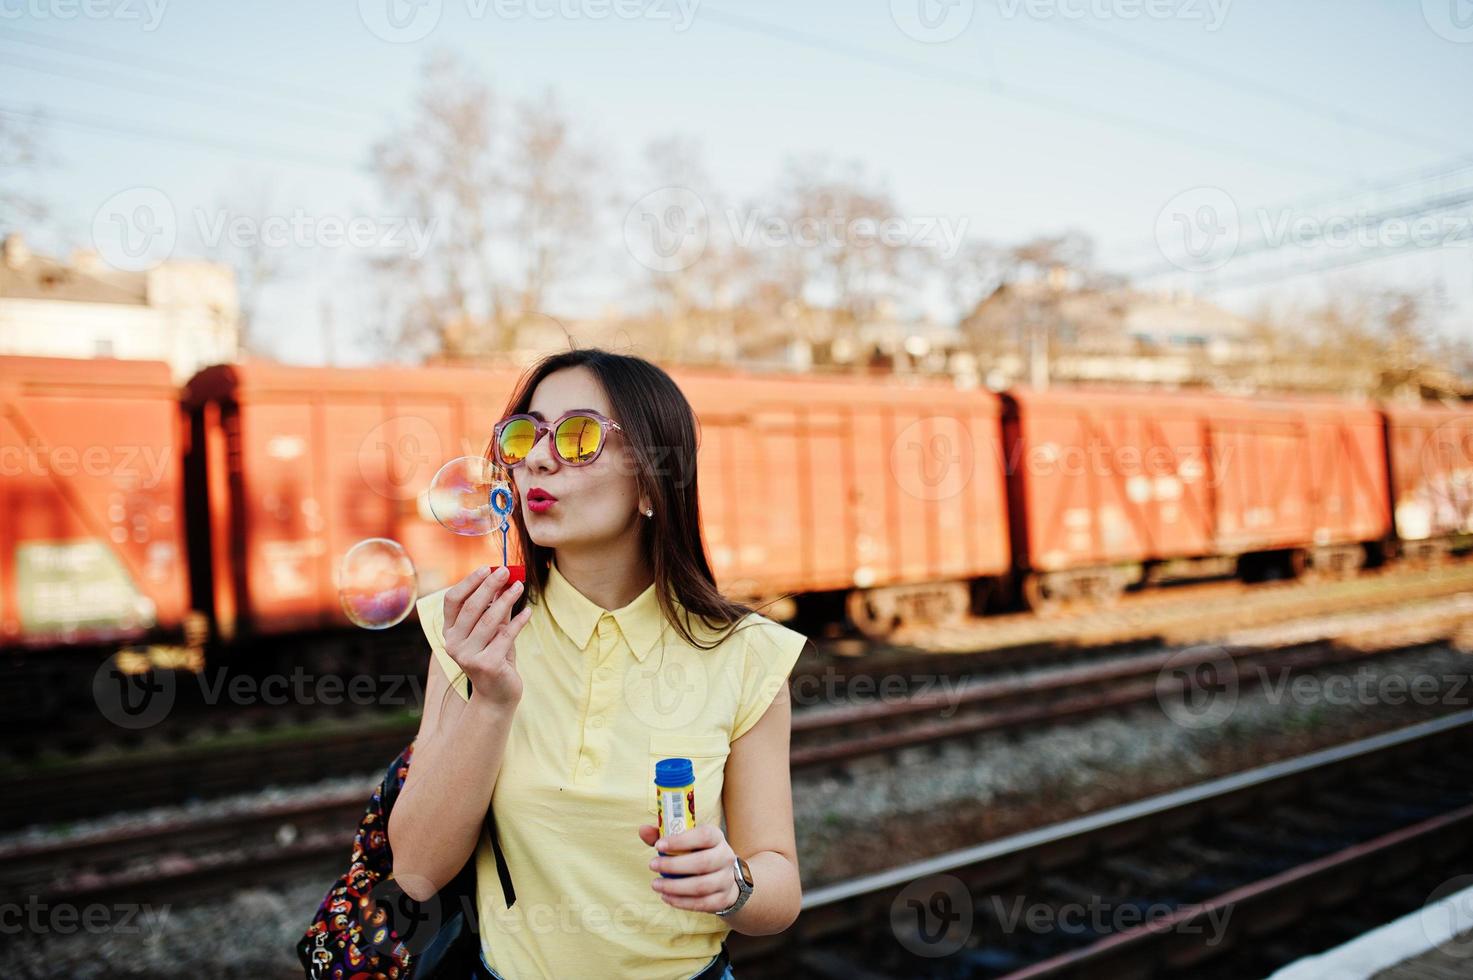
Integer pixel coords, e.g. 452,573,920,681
654,757,694,787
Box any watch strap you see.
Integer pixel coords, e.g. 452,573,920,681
714,857,753,917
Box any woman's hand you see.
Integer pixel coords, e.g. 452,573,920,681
442,565,531,707
636,823,740,913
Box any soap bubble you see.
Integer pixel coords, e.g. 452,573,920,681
338,538,417,629
427,456,498,536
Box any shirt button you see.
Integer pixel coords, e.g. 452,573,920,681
591,716,604,728
583,763,594,775
597,667,610,680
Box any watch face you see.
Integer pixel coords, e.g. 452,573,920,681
737,857,754,887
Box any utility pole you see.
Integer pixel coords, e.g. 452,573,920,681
320,296,336,366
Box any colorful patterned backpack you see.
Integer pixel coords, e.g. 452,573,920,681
296,740,515,979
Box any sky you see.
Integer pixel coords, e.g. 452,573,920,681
4,0,1472,365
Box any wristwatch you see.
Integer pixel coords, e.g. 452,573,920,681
714,856,754,917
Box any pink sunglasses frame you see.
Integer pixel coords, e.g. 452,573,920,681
491,409,625,468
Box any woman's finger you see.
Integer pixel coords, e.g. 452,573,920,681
651,867,730,898
468,578,523,649
441,566,488,632
473,608,533,674
651,845,729,877
450,566,508,638
657,824,720,854
494,607,533,667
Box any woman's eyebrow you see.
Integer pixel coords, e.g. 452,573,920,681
528,408,600,420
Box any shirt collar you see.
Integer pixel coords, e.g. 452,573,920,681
543,558,665,661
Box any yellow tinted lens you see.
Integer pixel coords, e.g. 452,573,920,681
499,418,536,464
555,415,604,463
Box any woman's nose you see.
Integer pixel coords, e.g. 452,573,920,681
524,428,558,472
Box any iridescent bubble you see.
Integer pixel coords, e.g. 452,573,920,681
427,456,497,536
338,538,417,630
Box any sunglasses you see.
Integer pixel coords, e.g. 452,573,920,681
491,409,625,468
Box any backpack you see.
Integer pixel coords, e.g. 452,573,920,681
296,740,515,979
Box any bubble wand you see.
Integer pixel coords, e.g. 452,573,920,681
490,479,513,567
489,478,526,587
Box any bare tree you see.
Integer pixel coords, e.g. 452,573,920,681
202,182,282,358
1259,283,1470,396
1,112,52,230
370,51,496,360
501,89,599,319
955,230,1100,367
626,135,764,363
368,52,597,361
758,156,912,366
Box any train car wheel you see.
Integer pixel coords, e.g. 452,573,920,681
1337,545,1367,578
845,589,899,640
1021,572,1070,617
1090,570,1127,608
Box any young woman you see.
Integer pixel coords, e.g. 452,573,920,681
388,348,808,979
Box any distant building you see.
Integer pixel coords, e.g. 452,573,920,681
0,233,239,382
960,281,1270,389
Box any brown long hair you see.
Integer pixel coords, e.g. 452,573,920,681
488,346,775,650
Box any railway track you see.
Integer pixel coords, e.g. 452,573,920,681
0,787,370,908
850,557,1473,670
10,583,1473,831
732,710,1473,978
1,719,417,831
790,594,1473,771
11,601,1473,911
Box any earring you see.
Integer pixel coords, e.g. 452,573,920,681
643,507,653,517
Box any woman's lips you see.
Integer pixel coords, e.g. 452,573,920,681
527,497,556,514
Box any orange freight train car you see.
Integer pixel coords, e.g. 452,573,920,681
1381,402,1473,562
0,355,189,648
1002,386,1391,608
669,367,1012,636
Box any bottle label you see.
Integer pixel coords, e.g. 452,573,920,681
658,784,693,836
655,782,695,878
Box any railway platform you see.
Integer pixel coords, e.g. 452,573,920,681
1268,880,1473,979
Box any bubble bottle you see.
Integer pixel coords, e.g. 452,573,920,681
654,757,695,878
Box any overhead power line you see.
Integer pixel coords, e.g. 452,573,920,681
0,103,366,173
0,28,375,118
1197,233,1472,292
1,52,378,137
1110,153,1473,269
696,6,1340,177
1130,174,1473,287
995,4,1468,156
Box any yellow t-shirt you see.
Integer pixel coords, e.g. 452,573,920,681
413,558,807,979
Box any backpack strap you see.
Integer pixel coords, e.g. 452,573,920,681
466,675,516,908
